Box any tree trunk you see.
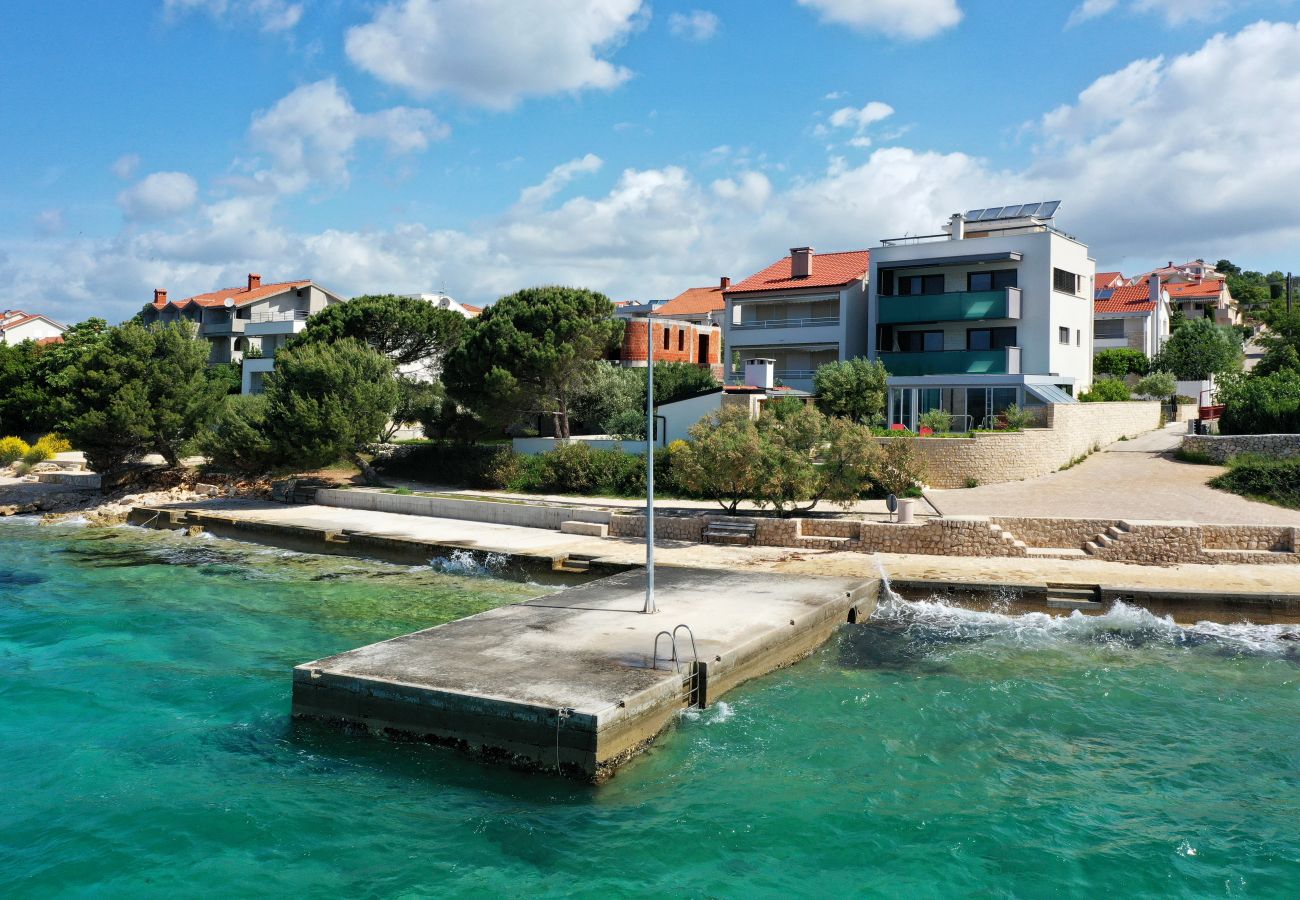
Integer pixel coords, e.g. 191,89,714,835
350,451,381,485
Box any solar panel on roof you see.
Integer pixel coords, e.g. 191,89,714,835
965,208,986,220
1018,202,1042,217
1096,289,1113,300
1038,200,1061,218
961,201,1061,222
980,207,1004,221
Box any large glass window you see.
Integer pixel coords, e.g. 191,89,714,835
966,327,1018,351
967,269,1018,292
898,330,944,352
1094,319,1125,339
897,274,945,296
1053,268,1080,294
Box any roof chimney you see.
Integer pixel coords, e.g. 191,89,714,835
1149,273,1161,305
153,289,168,306
248,273,262,290
949,213,965,241
720,276,731,289
790,247,813,279
744,358,775,390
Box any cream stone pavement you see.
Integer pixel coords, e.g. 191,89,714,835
927,423,1300,526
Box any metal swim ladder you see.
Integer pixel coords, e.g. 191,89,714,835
651,625,706,708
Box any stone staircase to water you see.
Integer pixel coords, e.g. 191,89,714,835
1083,522,1133,556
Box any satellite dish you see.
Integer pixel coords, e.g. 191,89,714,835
886,494,898,514
223,297,235,308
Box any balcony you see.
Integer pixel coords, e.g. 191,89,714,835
730,315,839,331
878,288,1020,325
245,309,310,337
200,316,245,336
879,346,1021,377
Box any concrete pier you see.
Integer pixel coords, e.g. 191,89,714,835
292,567,876,780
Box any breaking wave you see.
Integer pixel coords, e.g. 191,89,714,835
427,549,509,578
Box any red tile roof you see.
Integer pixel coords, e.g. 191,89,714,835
460,303,483,316
657,284,726,317
0,311,67,333
1165,281,1222,298
726,250,870,294
1095,271,1125,290
157,280,311,310
36,336,64,345
1095,284,1157,314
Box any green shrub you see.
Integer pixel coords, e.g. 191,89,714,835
1216,370,1300,435
1210,454,1300,508
373,441,519,489
1000,406,1036,430
1094,348,1149,378
918,409,952,433
0,436,30,466
197,395,276,473
1133,371,1177,399
872,436,926,497
1080,378,1131,402
1174,446,1218,465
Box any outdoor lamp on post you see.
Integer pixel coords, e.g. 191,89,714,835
643,315,656,614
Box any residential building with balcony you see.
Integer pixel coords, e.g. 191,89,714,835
868,202,1095,431
138,274,346,394
722,248,870,392
1093,275,1171,358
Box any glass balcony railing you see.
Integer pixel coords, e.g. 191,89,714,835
877,287,1020,324
878,347,1020,377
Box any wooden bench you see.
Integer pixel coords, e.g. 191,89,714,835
703,521,758,546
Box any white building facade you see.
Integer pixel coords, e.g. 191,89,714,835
0,310,67,345
868,203,1096,431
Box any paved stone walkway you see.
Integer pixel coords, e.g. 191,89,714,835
928,424,1300,526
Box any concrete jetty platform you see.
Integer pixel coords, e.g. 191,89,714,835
292,567,876,780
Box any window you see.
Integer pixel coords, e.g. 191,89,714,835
898,330,944,352
1094,319,1125,339
1076,329,1082,347
967,269,1018,292
663,327,670,350
897,274,945,296
966,327,1017,350
1053,268,1080,294
678,330,685,352
1058,326,1070,345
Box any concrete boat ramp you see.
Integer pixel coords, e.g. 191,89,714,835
293,567,876,780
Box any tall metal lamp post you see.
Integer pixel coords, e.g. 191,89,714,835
643,315,656,614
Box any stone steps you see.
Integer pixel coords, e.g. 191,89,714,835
1083,522,1132,556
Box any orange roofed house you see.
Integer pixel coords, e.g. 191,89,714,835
1,309,67,345
723,247,871,391
139,273,346,394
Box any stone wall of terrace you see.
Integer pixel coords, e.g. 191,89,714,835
881,401,1163,488
1181,433,1300,464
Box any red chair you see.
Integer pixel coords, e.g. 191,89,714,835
889,423,907,431
919,426,934,436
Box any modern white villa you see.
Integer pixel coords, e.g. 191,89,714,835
1,309,67,345
722,248,871,392
138,274,346,394
1093,274,1171,358
867,202,1096,430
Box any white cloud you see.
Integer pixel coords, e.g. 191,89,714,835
518,154,604,206
1069,0,1237,26
117,172,200,221
710,171,772,211
34,209,65,237
345,0,644,108
797,0,963,40
246,79,448,193
669,10,720,41
163,0,304,32
111,153,140,180
828,101,895,132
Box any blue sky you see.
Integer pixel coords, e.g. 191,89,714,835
3,0,1299,323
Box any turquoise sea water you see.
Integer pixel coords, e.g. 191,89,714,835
3,521,1299,898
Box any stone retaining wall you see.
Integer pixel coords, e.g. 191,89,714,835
885,401,1162,488
608,511,1299,565
1180,433,1300,463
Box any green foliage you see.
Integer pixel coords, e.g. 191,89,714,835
1254,309,1300,376
1133,371,1177,399
510,441,653,497
0,436,30,466
384,377,444,441
1153,317,1243,380
602,408,647,441
649,361,720,406
1210,454,1300,508
197,395,275,473
670,406,768,512
0,318,110,437
918,409,952,433
570,363,642,434
812,357,888,424
263,339,399,473
999,405,1037,430
1093,348,1149,378
443,286,624,438
373,441,518,489
208,362,242,396
61,321,226,474
873,436,926,497
290,294,467,369
0,341,43,436
1216,370,1300,435
19,434,71,466
1174,446,1218,465
1079,378,1131,402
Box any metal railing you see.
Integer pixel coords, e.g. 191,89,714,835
730,316,839,331
725,368,818,384
248,309,309,324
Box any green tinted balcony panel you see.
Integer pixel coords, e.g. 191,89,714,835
877,288,1019,324
879,349,1009,376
